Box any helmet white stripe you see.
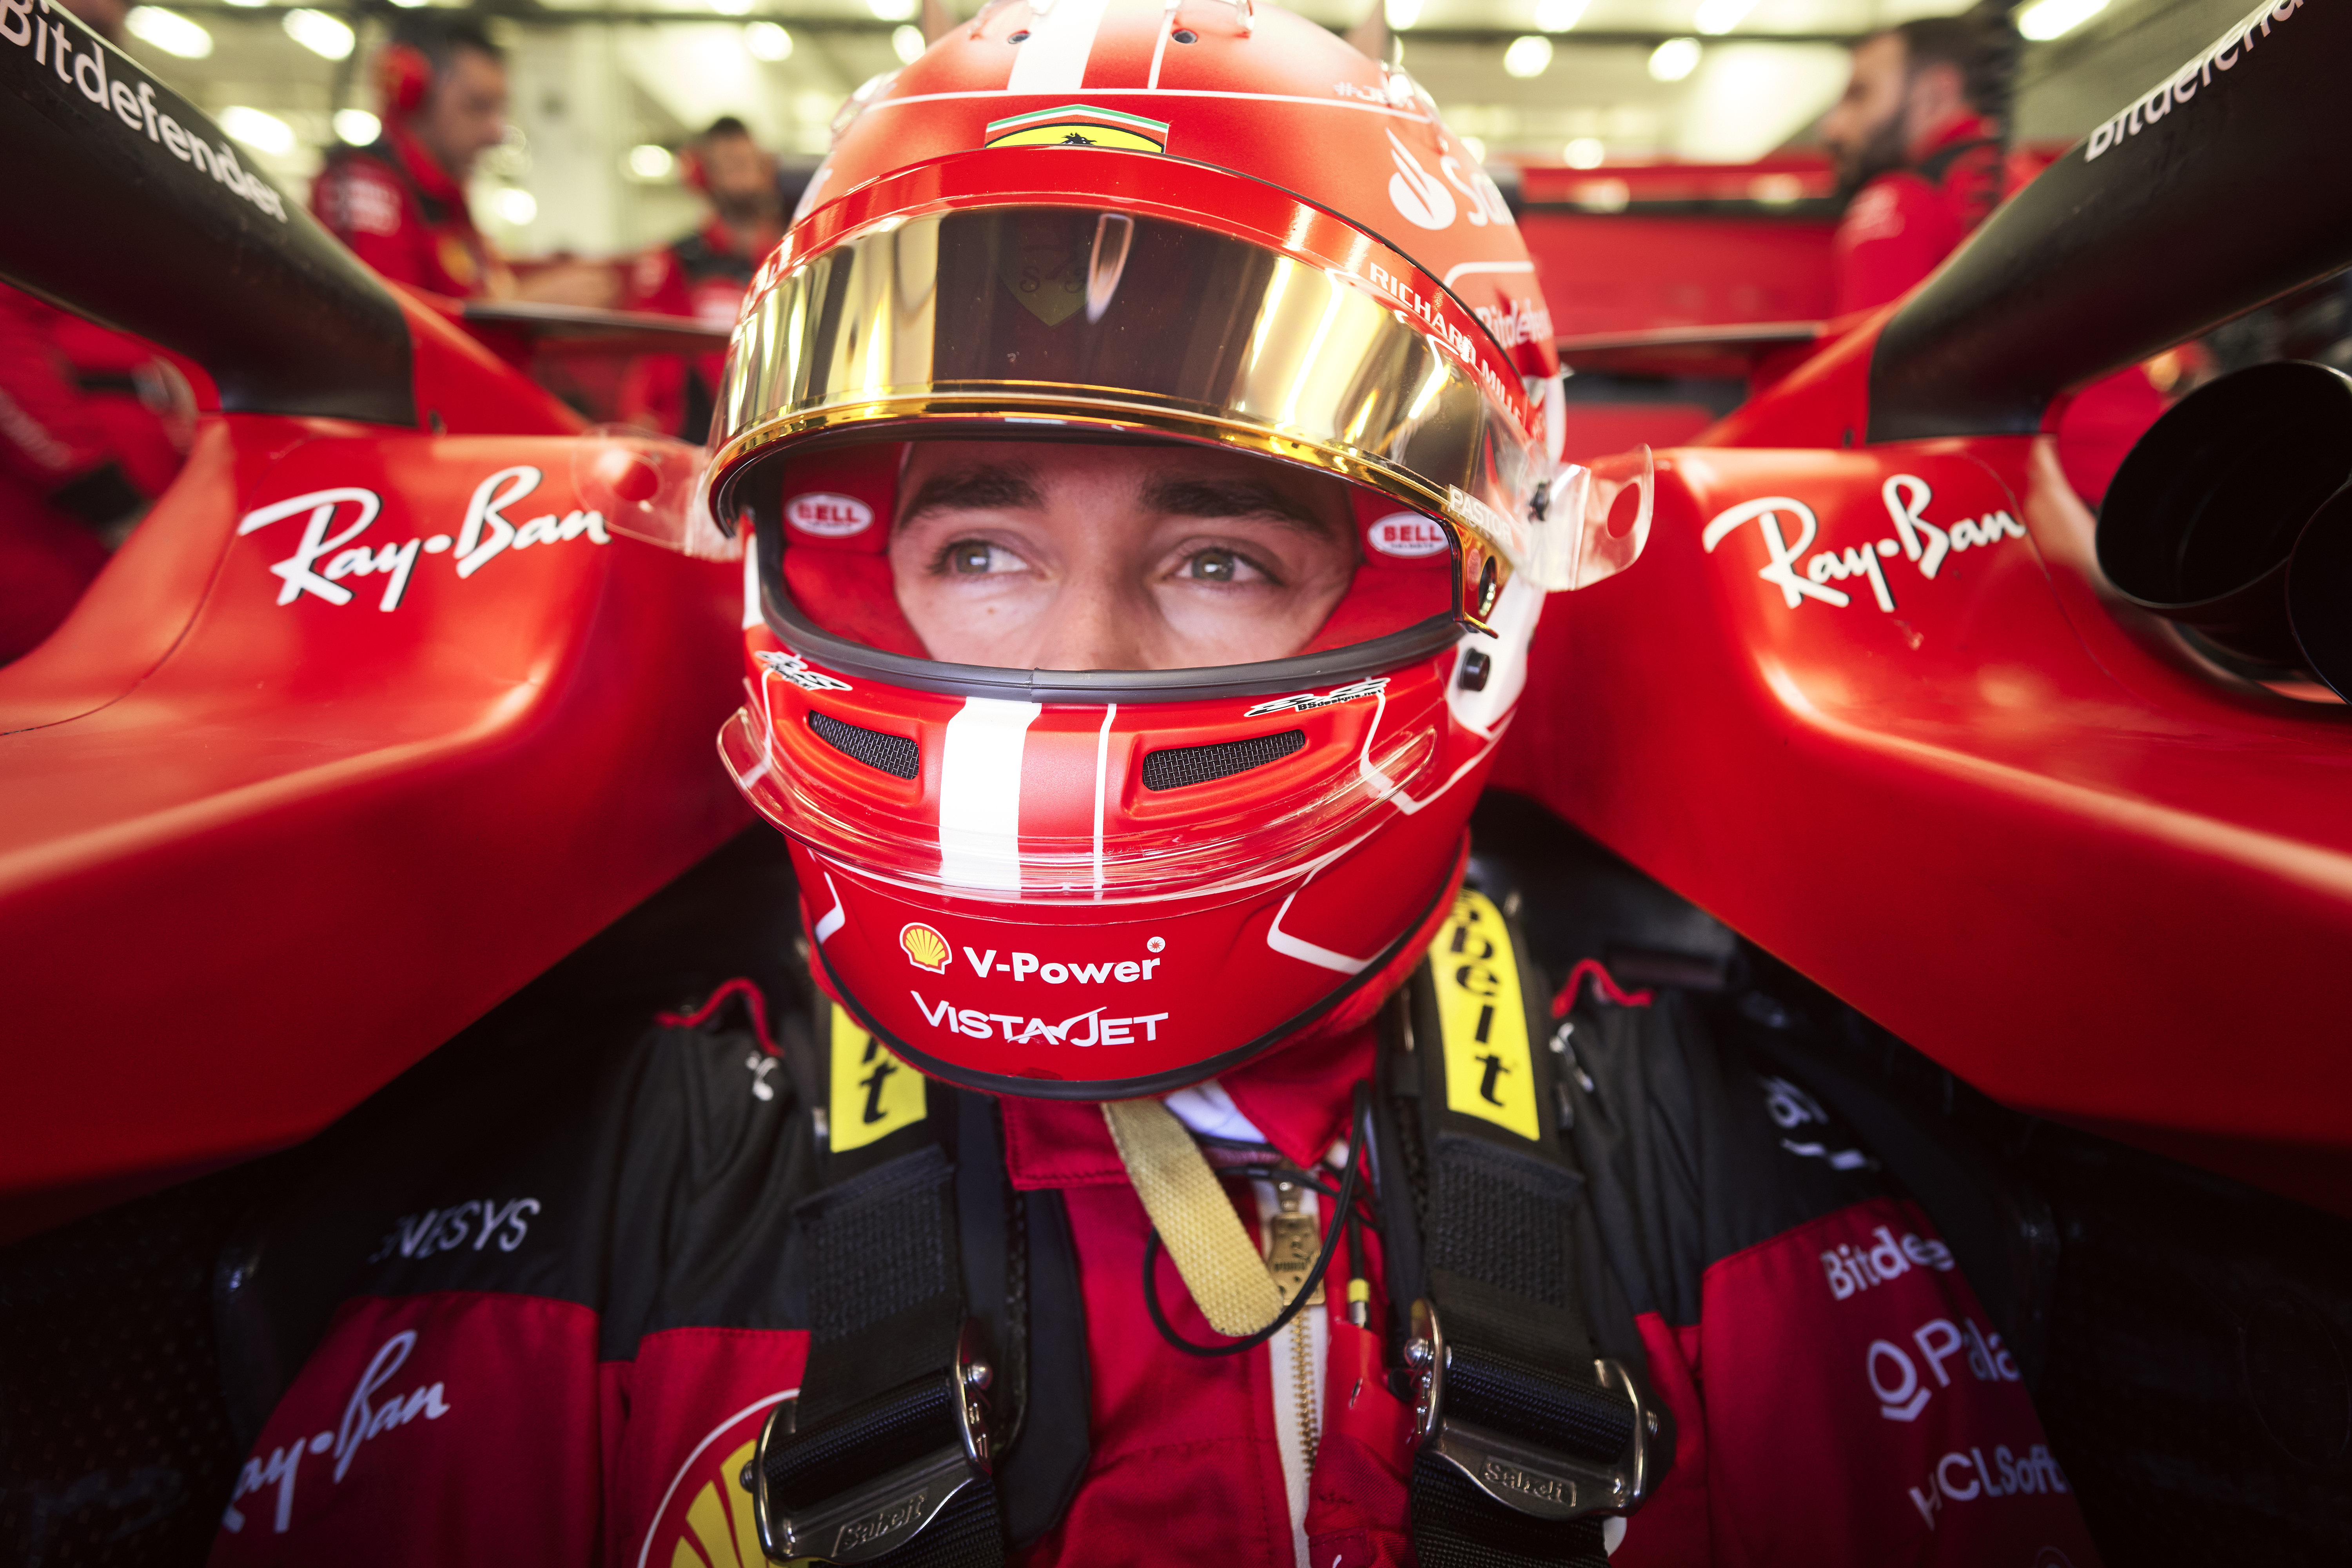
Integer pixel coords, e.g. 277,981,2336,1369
1266,880,1372,974
1092,701,1118,895
939,697,1043,890
1005,0,1114,94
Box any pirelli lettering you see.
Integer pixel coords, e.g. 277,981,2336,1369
1432,889,1539,1141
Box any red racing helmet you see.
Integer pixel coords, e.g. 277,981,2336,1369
700,0,1651,1099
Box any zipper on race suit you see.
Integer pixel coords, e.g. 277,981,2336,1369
1258,1176,1327,1568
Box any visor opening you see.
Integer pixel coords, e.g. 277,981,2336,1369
1141,730,1307,791
808,712,920,780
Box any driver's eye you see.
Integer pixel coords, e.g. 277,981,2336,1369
1189,549,1240,582
952,542,997,574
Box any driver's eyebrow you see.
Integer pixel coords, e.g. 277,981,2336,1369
897,463,1045,526
1142,474,1340,537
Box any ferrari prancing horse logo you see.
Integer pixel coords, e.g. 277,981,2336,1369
984,104,1169,153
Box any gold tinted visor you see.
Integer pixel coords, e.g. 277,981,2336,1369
709,207,1559,624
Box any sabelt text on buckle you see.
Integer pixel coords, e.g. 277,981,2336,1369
1405,1298,1654,1522
748,1318,994,1564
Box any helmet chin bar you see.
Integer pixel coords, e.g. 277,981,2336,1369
762,576,1466,707
812,850,1461,1102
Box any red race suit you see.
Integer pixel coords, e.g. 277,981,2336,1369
0,283,195,662
207,840,2103,1568
618,221,762,444
311,126,509,300
1830,115,2007,319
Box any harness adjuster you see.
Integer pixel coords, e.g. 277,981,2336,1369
1405,1298,1655,1522
750,1318,995,1564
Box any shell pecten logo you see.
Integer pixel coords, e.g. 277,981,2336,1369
669,1438,763,1568
900,922,951,974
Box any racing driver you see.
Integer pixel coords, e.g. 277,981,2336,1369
212,8,2102,1566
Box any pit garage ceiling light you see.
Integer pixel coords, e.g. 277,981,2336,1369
333,108,381,145
746,20,793,60
1649,36,1701,80
1503,34,1553,76
892,23,925,63
219,0,266,8
1385,0,1423,30
867,0,917,20
1564,136,1604,167
496,189,538,225
283,8,354,61
1693,0,1753,34
628,143,675,178
2017,0,2109,40
709,0,753,13
124,5,210,58
1534,0,1585,30
218,105,293,156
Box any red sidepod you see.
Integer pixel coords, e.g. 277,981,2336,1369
722,626,1493,1095
1493,414,2352,1216
0,385,746,1239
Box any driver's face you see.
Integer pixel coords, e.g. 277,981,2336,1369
890,442,1359,671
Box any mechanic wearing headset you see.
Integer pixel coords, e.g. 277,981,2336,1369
312,14,609,307
621,117,791,444
213,11,2102,1566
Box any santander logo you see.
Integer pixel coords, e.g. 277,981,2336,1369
1367,512,1449,560
1384,129,1457,231
786,491,874,539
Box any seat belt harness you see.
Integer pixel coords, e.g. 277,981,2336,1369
1379,887,1661,1568
750,1003,1093,1566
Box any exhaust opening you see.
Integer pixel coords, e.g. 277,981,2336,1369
2288,490,2352,701
2096,361,2352,665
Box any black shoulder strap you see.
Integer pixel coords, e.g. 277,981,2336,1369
749,1000,1087,1564
1374,886,1662,1568
1911,135,2002,191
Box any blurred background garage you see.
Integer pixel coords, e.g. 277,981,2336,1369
99,0,2239,274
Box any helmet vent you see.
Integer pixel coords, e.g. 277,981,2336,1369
807,712,920,780
1141,729,1306,791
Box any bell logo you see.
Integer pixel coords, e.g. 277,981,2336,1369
1368,512,1449,560
900,923,951,974
786,492,874,539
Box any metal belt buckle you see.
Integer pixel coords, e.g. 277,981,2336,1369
1405,1298,1655,1522
748,1319,994,1564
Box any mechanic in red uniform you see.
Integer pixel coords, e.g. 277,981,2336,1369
311,15,612,309
619,117,787,444
1820,13,2161,500
0,0,197,662
311,14,514,301
1819,16,2012,318
211,12,2105,1566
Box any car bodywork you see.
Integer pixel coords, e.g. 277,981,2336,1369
6,1,2348,1233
